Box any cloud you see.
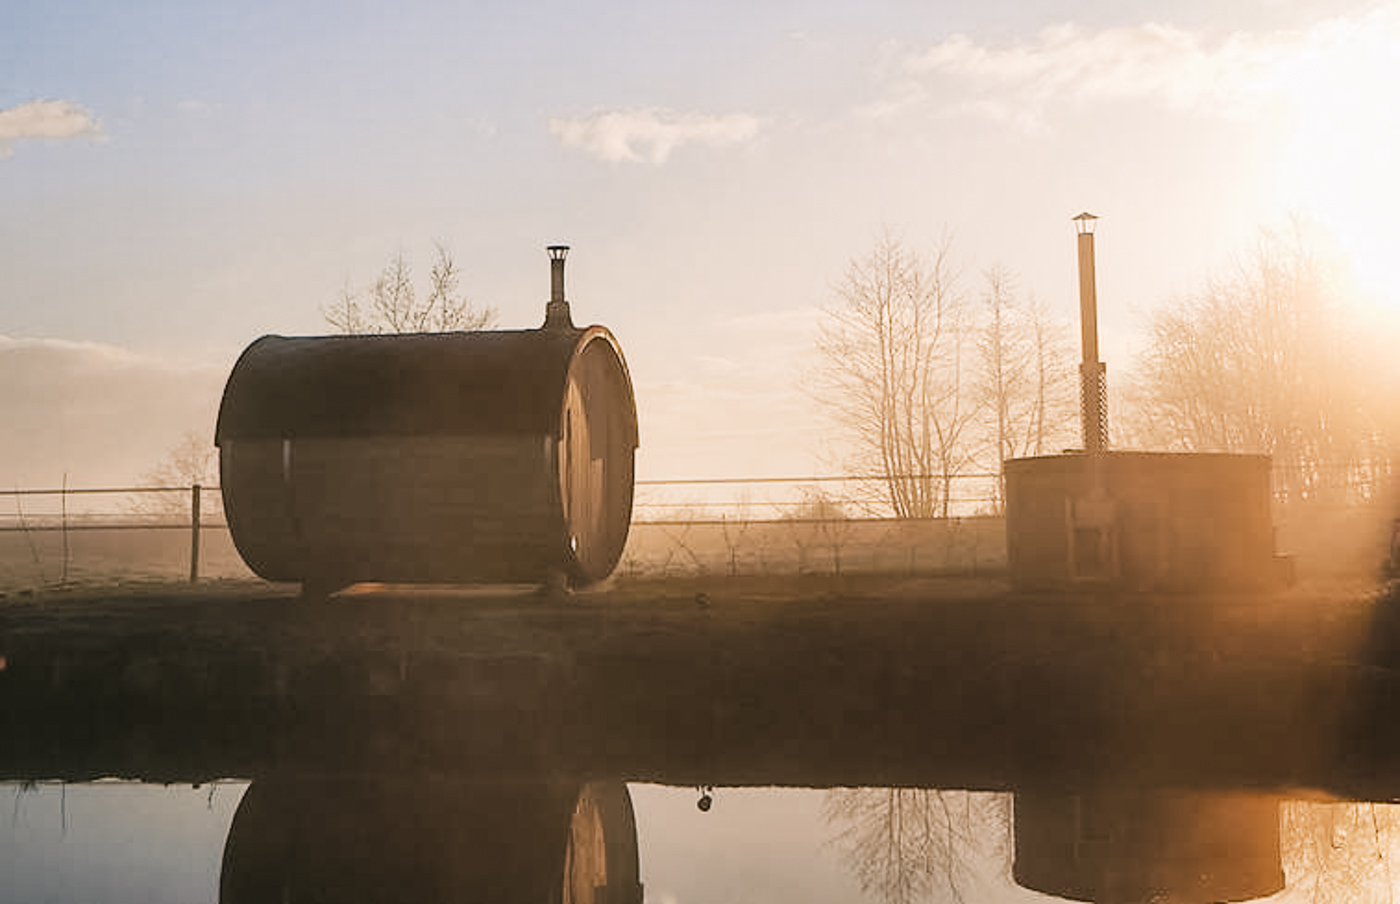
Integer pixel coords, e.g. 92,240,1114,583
0,100,104,158
890,16,1363,128
550,107,765,164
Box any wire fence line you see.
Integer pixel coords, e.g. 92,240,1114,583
0,465,1390,590
0,485,217,525
0,473,1006,530
0,485,211,585
0,476,1004,590
3,460,1377,528
633,472,1003,521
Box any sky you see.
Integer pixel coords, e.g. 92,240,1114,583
4,0,1400,488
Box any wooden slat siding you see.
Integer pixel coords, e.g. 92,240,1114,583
223,435,563,584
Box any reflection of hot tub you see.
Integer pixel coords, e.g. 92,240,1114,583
1014,789,1284,903
1005,452,1283,592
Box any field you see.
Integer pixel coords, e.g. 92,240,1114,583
0,517,1006,595
0,495,1390,595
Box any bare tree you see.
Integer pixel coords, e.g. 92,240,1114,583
811,232,979,518
823,788,1010,904
718,510,752,578
425,243,493,332
323,243,498,335
974,265,1076,509
1127,220,1389,504
132,430,221,517
782,487,851,575
369,250,420,333
322,278,368,334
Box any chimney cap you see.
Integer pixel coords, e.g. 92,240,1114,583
547,244,570,260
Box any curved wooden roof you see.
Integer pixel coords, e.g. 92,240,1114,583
216,326,634,442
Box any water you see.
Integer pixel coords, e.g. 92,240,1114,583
3,782,242,903
5,780,1399,902
7,575,1400,902
0,782,870,904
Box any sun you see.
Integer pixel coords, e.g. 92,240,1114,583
1271,11,1400,329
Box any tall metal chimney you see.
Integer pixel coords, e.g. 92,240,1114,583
544,244,574,330
1074,213,1108,454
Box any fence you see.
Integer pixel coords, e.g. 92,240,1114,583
0,467,1392,592
0,475,1005,592
633,472,1003,521
632,464,1394,519
0,485,221,589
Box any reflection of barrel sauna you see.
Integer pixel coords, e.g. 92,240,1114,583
215,321,637,591
220,778,643,904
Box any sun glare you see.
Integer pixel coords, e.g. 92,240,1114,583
1272,11,1400,328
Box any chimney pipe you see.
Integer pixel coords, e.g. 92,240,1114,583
1073,214,1107,454
544,244,573,329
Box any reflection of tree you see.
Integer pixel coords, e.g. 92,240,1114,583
823,789,1010,904
827,794,1400,903
1282,801,1400,903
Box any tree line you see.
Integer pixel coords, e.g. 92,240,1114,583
811,222,1399,517
142,223,1396,522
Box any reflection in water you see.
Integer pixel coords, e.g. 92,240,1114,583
8,782,1400,902
563,781,643,904
822,791,1400,903
1013,790,1284,903
219,778,641,904
1282,801,1400,904
1,781,244,903
822,789,1011,904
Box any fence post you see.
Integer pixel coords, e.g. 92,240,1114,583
189,484,202,584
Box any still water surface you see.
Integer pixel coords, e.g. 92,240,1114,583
4,781,1399,903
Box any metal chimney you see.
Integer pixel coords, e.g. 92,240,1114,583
1074,213,1108,454
544,244,574,330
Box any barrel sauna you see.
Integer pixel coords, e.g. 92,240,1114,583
215,247,637,594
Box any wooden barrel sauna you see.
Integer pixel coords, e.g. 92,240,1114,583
216,301,636,593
